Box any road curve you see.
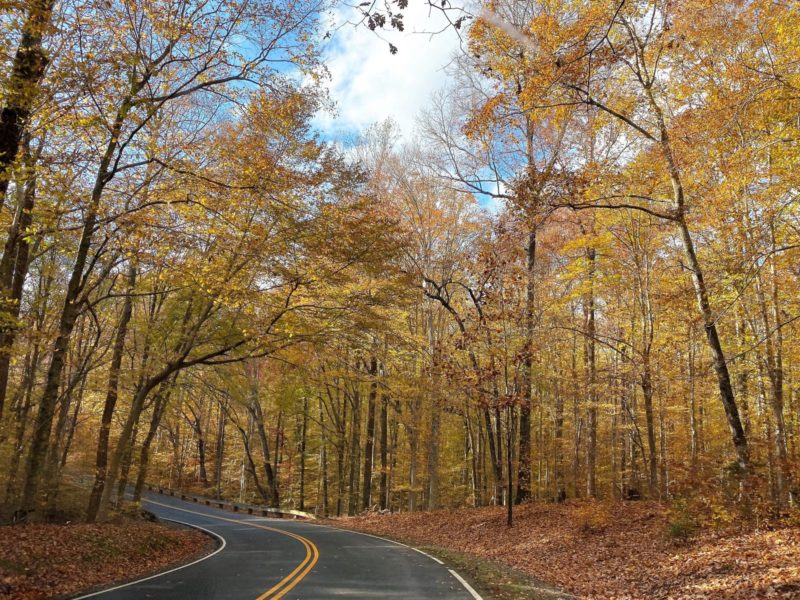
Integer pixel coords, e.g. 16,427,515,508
73,494,481,600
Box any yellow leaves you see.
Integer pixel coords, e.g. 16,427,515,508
463,95,504,141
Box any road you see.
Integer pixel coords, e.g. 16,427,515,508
74,494,481,600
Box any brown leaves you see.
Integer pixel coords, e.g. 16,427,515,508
0,521,212,600
336,501,800,599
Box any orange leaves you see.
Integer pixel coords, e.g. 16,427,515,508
463,94,505,141
339,501,800,599
0,521,212,600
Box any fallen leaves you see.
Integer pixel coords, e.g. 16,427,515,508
0,521,212,599
334,501,800,599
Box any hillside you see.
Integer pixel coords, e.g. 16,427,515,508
337,501,800,599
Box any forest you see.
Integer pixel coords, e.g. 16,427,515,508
0,0,799,539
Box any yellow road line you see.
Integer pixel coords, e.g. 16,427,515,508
145,499,319,599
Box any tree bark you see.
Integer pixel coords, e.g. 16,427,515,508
0,143,37,422
133,386,173,502
584,247,598,499
20,92,137,513
361,356,377,510
87,265,136,522
516,228,536,503
0,0,55,205
299,396,308,511
379,390,389,510
347,380,361,515
646,88,750,472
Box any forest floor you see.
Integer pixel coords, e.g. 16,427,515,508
333,500,800,599
0,519,213,599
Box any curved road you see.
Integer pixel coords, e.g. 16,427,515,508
74,494,481,600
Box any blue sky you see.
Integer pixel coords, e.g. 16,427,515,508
314,2,464,139
311,2,504,213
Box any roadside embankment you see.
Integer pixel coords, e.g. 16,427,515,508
334,501,800,599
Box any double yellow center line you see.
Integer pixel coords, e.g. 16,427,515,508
146,499,319,600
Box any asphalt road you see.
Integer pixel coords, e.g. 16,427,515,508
74,494,481,600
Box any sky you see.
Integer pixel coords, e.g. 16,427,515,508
314,2,465,140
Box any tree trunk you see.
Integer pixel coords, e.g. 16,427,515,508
318,397,328,516
584,247,598,499
336,382,346,516
646,89,749,472
517,228,536,503
641,365,658,497
97,366,178,520
115,423,138,508
133,388,173,502
20,95,135,513
251,389,279,507
87,265,136,522
361,356,377,510
426,401,440,511
299,396,308,511
347,381,361,515
379,390,389,510
0,0,55,205
214,399,226,500
0,145,37,422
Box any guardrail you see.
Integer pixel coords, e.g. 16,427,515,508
146,485,316,520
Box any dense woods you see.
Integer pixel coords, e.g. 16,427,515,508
1,0,799,530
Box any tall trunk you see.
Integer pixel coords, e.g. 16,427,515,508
87,265,136,522
214,399,226,500
133,387,173,502
466,410,479,506
517,228,536,503
484,408,502,503
658,390,668,498
20,93,136,512
768,237,792,504
677,214,748,471
97,365,178,520
506,406,514,526
571,330,582,498
347,382,361,515
335,382,346,516
379,391,389,510
4,343,39,504
584,247,597,498
299,396,308,511
426,399,440,511
0,146,37,422
408,397,420,512
688,325,699,465
554,369,565,501
361,357,377,510
0,0,55,204
318,397,329,516
646,89,749,471
60,377,85,468
641,365,658,497
389,399,399,509
196,414,209,488
251,390,279,507
115,423,138,507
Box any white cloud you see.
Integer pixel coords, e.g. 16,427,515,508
315,3,463,138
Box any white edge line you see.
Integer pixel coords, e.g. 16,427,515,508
71,519,226,599
288,519,483,600
412,548,444,564
303,523,448,571
448,568,484,600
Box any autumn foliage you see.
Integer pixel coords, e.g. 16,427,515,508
1,0,800,596
339,501,800,599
